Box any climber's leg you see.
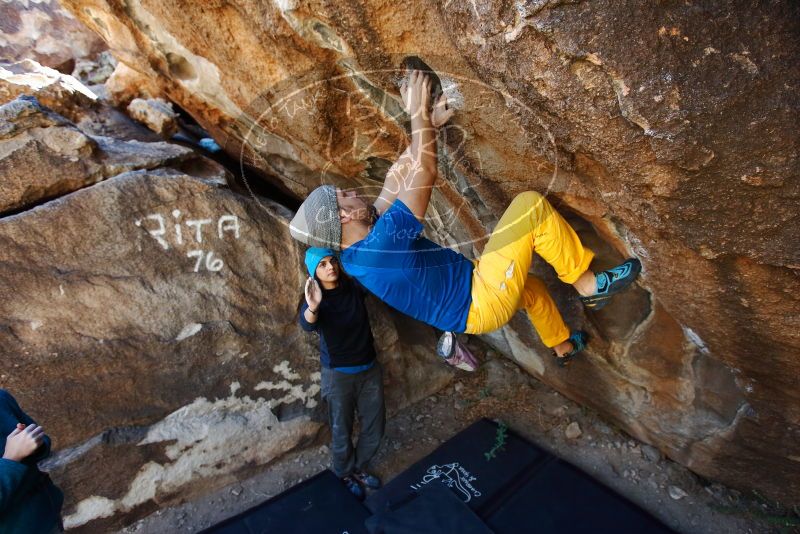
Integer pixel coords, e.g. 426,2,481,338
464,191,594,334
519,275,570,348
518,275,588,360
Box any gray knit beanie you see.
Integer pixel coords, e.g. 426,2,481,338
289,185,342,251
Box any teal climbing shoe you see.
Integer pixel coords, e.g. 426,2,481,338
554,331,588,368
579,258,642,310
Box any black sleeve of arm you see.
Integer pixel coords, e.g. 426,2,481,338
298,302,319,332
0,459,30,515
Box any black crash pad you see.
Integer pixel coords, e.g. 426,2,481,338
365,483,492,534
365,419,546,516
201,470,370,534
366,418,673,534
485,458,674,534
202,419,673,534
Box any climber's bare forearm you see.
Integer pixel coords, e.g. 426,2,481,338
374,144,413,216
398,112,437,219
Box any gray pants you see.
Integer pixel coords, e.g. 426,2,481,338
320,361,386,478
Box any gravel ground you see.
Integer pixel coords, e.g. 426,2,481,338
119,347,800,534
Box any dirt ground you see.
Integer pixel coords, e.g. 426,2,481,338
119,346,800,534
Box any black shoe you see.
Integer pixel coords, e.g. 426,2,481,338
579,258,642,310
353,469,381,489
341,475,365,500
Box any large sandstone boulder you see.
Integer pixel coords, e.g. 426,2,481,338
0,59,163,142
0,113,452,530
126,97,179,137
0,0,106,72
57,0,800,503
104,61,163,107
0,95,194,214
0,166,323,531
0,59,98,122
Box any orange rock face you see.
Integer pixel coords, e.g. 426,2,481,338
57,0,800,504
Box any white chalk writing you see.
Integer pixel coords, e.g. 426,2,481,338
409,463,481,502
135,213,241,272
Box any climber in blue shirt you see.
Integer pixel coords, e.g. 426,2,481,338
290,70,641,368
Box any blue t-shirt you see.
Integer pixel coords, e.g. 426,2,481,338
340,200,474,332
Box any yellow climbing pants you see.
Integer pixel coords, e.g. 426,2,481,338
464,191,594,347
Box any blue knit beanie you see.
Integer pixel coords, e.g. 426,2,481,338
304,247,336,276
